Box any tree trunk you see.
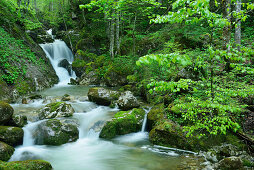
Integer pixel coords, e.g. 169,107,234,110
223,0,231,52
132,13,137,56
115,11,120,56
110,15,115,59
235,0,241,52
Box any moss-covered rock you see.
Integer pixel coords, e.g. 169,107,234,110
147,104,164,131
34,119,79,145
88,87,120,106
0,101,14,125
8,115,28,127
0,126,23,146
0,160,53,170
216,156,244,170
38,102,75,120
0,141,15,161
116,91,140,111
72,59,86,77
149,120,193,150
99,108,145,139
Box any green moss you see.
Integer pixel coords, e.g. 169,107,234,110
0,160,52,170
99,108,145,139
0,141,14,161
0,126,24,146
72,59,86,68
147,104,164,131
46,102,64,112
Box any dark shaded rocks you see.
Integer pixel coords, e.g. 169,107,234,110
58,59,72,76
104,71,127,87
88,88,120,106
0,160,53,170
147,104,164,131
216,156,244,170
8,114,28,127
99,108,145,139
0,141,14,161
0,126,24,146
33,119,79,146
149,120,192,151
38,102,75,120
0,101,14,125
116,91,140,111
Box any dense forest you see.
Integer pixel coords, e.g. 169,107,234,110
0,0,253,169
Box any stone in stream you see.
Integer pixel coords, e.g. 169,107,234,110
116,91,140,111
146,104,164,131
0,141,15,161
149,120,193,151
58,59,72,76
33,119,79,146
88,87,120,106
0,126,24,146
38,102,75,120
0,160,53,170
8,114,28,127
0,101,14,125
216,156,244,170
99,108,145,139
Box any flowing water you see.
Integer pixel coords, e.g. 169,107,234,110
9,38,206,170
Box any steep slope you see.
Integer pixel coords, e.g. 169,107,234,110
0,0,58,101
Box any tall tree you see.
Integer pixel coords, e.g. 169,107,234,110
235,0,241,52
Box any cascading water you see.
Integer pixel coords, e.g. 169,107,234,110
10,88,205,169
40,36,76,86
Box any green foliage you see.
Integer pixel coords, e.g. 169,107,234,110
0,27,46,84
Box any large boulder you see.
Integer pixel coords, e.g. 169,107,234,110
0,126,24,146
99,108,145,139
88,88,120,106
79,71,99,85
33,119,79,145
38,102,75,120
147,104,164,131
116,91,140,110
216,156,244,170
149,120,193,150
58,59,72,76
0,141,15,161
0,101,14,125
8,114,28,127
0,160,53,170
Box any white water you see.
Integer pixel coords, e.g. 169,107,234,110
40,40,76,86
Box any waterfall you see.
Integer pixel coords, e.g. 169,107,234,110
141,108,150,132
40,39,76,86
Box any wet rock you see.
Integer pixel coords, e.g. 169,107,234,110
216,156,244,170
116,91,140,111
0,126,24,146
99,108,145,139
22,95,43,104
0,141,15,161
0,101,14,125
69,78,79,85
149,120,192,150
34,119,79,146
38,102,75,120
62,94,71,101
8,114,28,127
88,87,120,106
147,104,164,131
79,71,99,85
0,160,53,170
58,59,72,76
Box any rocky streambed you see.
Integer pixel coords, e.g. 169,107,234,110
0,85,253,170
